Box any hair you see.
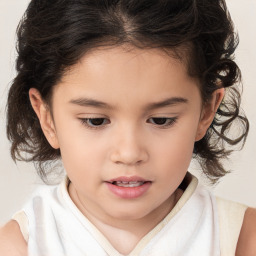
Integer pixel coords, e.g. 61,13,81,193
7,0,249,183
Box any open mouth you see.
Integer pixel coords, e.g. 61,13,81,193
106,177,152,198
111,181,146,188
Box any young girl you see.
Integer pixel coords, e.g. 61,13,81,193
1,0,255,255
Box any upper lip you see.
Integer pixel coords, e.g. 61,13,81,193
107,176,149,183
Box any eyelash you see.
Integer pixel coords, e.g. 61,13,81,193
79,117,178,129
79,118,110,129
147,117,178,128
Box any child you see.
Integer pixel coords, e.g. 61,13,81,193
0,0,255,255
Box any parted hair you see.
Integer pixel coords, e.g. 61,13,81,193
7,0,249,183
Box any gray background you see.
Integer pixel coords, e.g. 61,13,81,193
0,0,256,225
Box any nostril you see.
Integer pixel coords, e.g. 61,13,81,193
110,150,149,165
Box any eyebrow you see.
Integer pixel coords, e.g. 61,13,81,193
69,98,113,109
69,97,188,110
145,97,188,110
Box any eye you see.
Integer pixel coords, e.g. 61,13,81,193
147,117,177,127
79,118,110,128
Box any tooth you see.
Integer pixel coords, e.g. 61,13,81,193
114,181,145,187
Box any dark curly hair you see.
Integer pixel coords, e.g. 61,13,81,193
6,0,249,183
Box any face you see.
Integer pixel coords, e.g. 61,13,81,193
31,45,220,226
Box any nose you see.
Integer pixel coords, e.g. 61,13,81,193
110,126,149,165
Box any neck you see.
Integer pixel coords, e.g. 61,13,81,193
68,183,183,254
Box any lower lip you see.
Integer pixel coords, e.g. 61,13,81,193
106,182,151,199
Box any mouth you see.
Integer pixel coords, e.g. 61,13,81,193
105,176,152,198
110,180,148,188
107,176,151,187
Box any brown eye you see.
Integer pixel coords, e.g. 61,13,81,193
80,118,110,127
89,118,106,126
151,118,168,125
147,117,177,127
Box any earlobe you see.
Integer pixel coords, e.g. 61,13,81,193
195,88,225,141
29,88,60,149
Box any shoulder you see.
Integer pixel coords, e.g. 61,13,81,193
0,220,27,256
236,207,256,255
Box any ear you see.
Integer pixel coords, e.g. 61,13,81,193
29,88,60,149
195,88,225,141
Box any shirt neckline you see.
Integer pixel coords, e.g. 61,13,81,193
60,172,198,256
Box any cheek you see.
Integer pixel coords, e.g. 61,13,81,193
154,135,194,166
53,116,105,175
151,122,198,171
59,135,104,169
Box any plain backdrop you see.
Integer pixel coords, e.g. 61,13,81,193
0,0,256,225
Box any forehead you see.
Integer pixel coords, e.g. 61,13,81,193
70,46,180,69
54,45,200,106
61,45,191,83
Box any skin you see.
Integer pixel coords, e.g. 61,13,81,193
0,46,255,255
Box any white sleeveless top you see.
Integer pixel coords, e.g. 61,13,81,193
13,173,247,256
